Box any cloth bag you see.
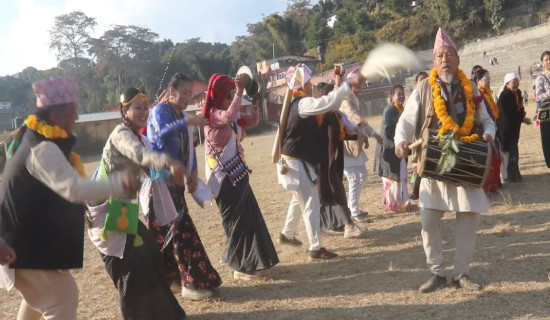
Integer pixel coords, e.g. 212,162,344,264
98,159,142,246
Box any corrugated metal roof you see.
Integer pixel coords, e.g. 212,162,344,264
76,111,121,123
77,105,204,123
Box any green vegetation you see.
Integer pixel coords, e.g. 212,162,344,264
0,0,544,113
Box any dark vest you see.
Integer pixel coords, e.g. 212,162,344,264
281,97,325,165
0,130,85,269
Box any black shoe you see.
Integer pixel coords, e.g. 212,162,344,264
309,247,338,259
278,234,302,247
451,276,482,291
419,274,447,293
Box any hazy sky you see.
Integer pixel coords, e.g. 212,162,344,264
0,0,289,76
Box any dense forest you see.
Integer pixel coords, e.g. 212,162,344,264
0,0,546,113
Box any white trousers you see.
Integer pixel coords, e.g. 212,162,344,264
500,151,509,182
281,166,322,251
420,208,480,280
14,269,79,320
343,165,368,217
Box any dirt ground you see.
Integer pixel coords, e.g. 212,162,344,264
1,115,550,320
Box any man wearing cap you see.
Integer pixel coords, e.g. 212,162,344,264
394,28,496,293
277,63,361,259
0,77,139,319
339,68,383,223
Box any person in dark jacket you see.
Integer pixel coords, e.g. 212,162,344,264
0,77,139,320
497,73,531,183
374,85,411,213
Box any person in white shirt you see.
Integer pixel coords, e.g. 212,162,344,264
0,76,139,320
339,68,382,223
394,28,495,293
277,63,362,259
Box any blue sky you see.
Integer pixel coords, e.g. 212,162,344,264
0,0,288,76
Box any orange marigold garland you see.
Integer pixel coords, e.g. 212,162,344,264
429,69,479,143
69,152,86,177
478,86,499,120
25,115,68,139
25,114,86,177
392,103,404,115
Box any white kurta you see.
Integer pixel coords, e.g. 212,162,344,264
394,84,496,214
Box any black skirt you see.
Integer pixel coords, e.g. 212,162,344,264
101,222,186,320
320,203,353,230
541,122,550,168
215,175,279,273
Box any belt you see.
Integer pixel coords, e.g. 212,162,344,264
282,154,300,160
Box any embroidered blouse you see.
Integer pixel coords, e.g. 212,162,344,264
204,96,259,155
147,102,197,172
535,71,550,103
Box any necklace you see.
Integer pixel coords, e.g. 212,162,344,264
478,86,498,119
429,69,479,143
24,115,85,177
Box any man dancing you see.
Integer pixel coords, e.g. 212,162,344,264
0,77,139,319
394,28,496,293
277,64,362,259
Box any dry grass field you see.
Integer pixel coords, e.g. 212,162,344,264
1,115,550,319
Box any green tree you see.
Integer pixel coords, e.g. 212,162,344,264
485,0,505,33
264,14,305,55
49,11,97,73
319,31,376,71
306,13,331,49
0,77,33,109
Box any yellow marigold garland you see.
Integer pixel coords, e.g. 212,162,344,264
429,69,479,143
25,115,68,139
478,86,499,120
392,103,404,115
69,152,86,177
25,115,86,177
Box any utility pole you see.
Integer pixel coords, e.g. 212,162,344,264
272,43,275,61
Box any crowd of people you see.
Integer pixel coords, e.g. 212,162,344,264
0,26,548,320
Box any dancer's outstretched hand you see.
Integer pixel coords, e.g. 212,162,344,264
185,115,206,127
170,163,187,186
0,240,16,265
186,170,199,193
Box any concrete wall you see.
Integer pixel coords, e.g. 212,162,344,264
460,22,550,56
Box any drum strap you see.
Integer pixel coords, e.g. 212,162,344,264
448,88,460,124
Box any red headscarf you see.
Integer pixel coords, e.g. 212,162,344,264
201,73,236,121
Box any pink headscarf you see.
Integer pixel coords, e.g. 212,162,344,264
32,76,78,108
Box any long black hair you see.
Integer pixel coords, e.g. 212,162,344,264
120,87,145,110
415,72,428,83
471,65,483,80
167,73,192,90
473,68,489,84
390,84,404,96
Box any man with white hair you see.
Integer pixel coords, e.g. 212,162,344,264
277,63,361,259
394,28,496,293
339,68,382,223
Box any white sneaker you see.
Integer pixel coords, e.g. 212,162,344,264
344,224,367,239
181,286,213,301
233,270,264,281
